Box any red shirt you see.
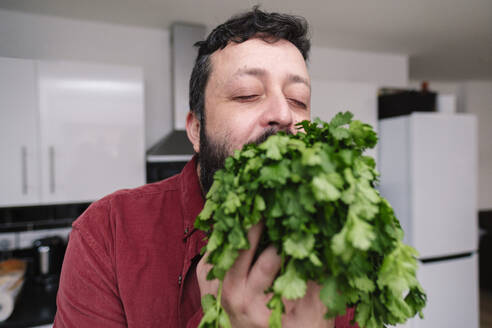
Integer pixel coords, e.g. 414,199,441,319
54,156,358,328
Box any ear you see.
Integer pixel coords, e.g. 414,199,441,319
186,111,201,153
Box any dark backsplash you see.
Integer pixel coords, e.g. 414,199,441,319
146,161,188,183
0,203,91,232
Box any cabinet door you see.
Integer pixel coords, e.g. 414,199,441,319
0,58,40,206
38,61,145,203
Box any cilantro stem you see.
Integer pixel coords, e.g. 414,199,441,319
216,281,223,328
281,249,285,274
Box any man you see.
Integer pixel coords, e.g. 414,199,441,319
54,7,358,328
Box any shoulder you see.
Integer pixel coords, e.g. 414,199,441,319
72,174,183,250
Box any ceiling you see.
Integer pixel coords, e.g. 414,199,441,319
1,0,491,80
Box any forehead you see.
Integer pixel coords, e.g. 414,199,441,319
207,38,309,86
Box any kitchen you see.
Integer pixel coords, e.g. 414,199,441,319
0,1,491,327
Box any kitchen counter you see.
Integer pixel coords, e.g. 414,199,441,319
0,277,57,328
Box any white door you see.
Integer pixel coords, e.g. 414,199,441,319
37,61,145,203
399,254,479,328
411,114,478,258
0,58,40,206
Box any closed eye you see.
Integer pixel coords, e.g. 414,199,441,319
289,98,307,109
234,95,259,102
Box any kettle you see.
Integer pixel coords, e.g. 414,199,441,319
32,236,66,287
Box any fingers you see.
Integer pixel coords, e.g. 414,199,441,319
226,222,264,281
282,281,333,328
196,252,219,297
247,245,282,295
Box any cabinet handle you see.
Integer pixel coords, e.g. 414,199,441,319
49,146,55,194
21,146,28,195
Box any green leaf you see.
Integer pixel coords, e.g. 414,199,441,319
330,111,353,127
259,162,290,187
377,243,420,297
330,126,351,140
211,245,239,280
201,294,217,312
358,180,381,204
312,175,341,202
354,301,371,327
309,253,323,266
206,178,222,200
228,224,248,249
198,200,218,222
298,184,316,213
301,147,322,166
350,275,376,293
349,120,378,150
244,156,263,173
273,261,307,300
254,194,266,211
284,233,315,259
206,230,223,253
320,277,347,316
325,172,344,189
223,192,241,214
332,226,349,256
288,138,306,151
259,135,289,160
347,213,376,250
199,295,218,327
241,148,256,158
218,309,232,328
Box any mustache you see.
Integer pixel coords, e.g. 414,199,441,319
248,128,294,146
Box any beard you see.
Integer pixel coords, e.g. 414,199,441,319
198,124,293,194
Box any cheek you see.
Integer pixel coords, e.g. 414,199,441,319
294,110,310,124
226,115,259,149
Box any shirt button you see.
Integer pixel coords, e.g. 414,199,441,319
178,275,182,285
184,227,189,235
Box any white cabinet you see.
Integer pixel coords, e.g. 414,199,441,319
0,58,41,206
0,58,146,206
38,61,145,203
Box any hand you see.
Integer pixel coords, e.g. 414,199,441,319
197,222,334,328
282,281,334,328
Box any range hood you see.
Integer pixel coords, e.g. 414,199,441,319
147,23,206,162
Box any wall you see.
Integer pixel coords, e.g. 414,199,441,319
0,9,409,152
462,81,492,210
310,47,408,87
309,49,408,161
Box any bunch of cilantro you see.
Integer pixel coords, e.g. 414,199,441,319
195,112,426,328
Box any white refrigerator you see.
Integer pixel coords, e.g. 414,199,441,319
378,113,479,328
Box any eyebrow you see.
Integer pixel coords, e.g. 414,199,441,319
233,67,311,89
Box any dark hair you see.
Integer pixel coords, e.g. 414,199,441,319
188,6,311,121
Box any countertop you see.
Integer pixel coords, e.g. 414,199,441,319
0,277,57,328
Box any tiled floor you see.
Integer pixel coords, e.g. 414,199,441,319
481,289,492,328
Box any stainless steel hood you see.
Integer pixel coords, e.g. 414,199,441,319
147,23,206,162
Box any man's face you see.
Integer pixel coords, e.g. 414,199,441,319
197,37,311,192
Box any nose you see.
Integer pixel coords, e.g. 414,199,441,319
260,91,293,131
